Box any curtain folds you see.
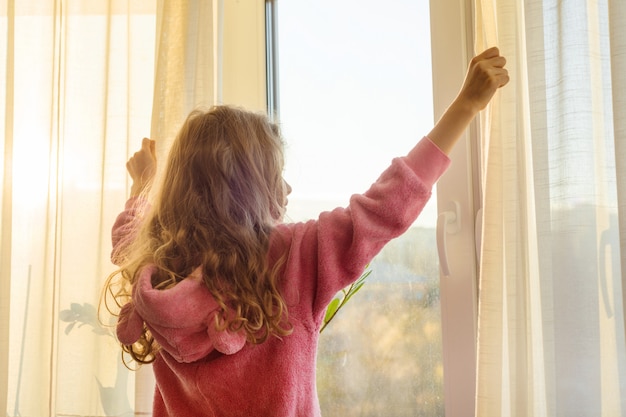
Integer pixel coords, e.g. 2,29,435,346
1,1,220,415
151,0,220,155
474,0,626,416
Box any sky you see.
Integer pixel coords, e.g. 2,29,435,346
276,0,438,226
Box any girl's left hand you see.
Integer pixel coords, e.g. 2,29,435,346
127,137,156,197
456,47,510,113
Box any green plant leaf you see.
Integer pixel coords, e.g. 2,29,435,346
343,280,366,304
324,298,341,324
320,266,372,333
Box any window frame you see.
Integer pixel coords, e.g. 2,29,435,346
430,0,481,415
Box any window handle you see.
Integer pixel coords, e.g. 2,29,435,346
437,201,461,277
475,207,483,264
599,225,616,318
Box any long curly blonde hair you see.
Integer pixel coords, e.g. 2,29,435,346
104,106,293,364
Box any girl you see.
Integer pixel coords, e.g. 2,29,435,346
105,47,508,416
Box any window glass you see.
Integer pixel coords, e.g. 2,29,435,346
275,1,444,415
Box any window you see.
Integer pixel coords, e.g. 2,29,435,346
269,1,464,415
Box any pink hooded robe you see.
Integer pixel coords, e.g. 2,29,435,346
112,137,450,416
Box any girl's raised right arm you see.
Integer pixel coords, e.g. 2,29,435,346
427,46,509,155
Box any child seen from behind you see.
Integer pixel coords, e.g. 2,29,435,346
104,47,509,416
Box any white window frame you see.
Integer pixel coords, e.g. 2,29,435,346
228,1,481,415
430,0,481,415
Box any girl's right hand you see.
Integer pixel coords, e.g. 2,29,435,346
426,47,509,155
127,137,156,197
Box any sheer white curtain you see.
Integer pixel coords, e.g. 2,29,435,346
474,0,626,416
0,1,219,415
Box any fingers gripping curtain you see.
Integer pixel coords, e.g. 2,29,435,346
474,0,626,416
0,1,220,415
151,0,221,154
